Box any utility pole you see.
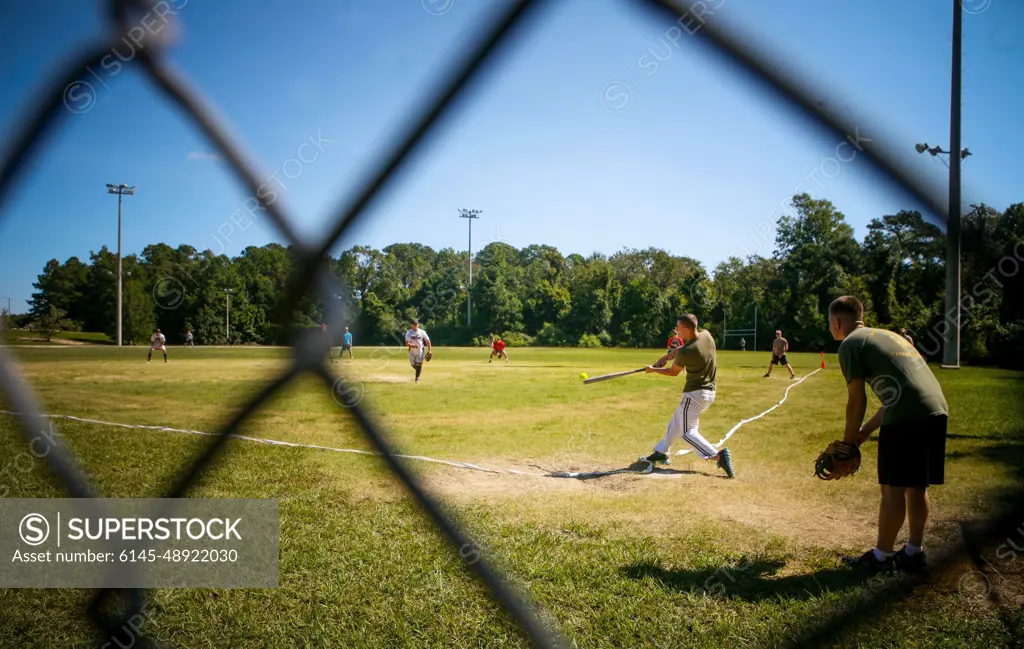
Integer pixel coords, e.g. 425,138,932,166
106,183,136,347
913,1,968,369
459,209,481,326
944,0,963,369
224,289,233,344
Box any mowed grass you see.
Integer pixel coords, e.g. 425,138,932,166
1,329,114,345
1,345,1023,648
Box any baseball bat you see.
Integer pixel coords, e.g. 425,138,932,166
582,367,646,384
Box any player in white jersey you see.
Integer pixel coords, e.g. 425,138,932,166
148,329,167,363
185,329,195,348
404,318,432,383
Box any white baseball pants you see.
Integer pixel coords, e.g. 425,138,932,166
654,389,718,459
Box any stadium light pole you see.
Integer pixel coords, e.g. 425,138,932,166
224,289,233,344
106,183,136,347
459,209,482,326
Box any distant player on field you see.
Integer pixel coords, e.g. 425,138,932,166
740,337,746,351
148,329,167,363
322,323,336,363
341,327,353,359
405,318,432,383
900,328,914,345
828,296,948,574
185,329,195,348
639,314,735,479
764,329,796,379
489,335,509,363
667,332,683,349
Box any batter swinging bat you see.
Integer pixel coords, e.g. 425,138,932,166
582,367,645,384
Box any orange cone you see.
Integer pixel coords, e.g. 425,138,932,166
820,351,826,369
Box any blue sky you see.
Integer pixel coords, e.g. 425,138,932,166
0,0,1021,314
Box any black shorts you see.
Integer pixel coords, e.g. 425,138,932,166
771,354,788,365
342,344,352,350
877,414,948,487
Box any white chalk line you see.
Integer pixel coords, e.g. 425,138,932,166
673,367,822,457
0,370,820,480
0,410,547,476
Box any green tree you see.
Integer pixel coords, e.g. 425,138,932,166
35,305,72,342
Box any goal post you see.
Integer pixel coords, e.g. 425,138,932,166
720,302,758,350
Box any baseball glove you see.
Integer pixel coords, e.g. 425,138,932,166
814,440,862,480
424,351,432,362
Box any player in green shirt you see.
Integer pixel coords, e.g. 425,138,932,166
829,296,949,575
639,314,735,479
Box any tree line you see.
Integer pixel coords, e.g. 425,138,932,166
19,193,1024,367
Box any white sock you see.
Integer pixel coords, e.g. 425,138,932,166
904,543,922,556
873,547,895,561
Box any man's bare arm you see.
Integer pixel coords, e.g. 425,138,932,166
857,406,885,444
844,378,868,444
646,364,683,376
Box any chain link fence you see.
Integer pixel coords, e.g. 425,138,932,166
0,0,1019,647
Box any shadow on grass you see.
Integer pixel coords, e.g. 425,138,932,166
532,461,716,480
621,559,878,602
773,429,1024,649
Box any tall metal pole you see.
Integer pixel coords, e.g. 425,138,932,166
116,192,123,347
468,217,473,326
459,209,482,327
107,184,134,347
943,0,963,369
753,302,757,352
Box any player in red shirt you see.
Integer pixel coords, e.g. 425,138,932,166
489,335,510,363
667,333,683,349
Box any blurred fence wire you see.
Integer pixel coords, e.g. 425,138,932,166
0,0,1019,647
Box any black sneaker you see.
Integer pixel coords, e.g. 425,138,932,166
894,547,928,574
640,451,671,466
843,550,895,575
763,373,771,378
716,448,735,479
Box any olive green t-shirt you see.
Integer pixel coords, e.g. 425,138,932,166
673,329,717,392
837,326,948,426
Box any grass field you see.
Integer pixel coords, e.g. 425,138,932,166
1,345,1023,648
1,329,113,346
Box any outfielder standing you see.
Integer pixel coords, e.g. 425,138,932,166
640,314,735,479
828,296,948,574
405,318,432,384
900,328,914,345
342,327,354,359
764,329,796,379
489,335,509,363
148,329,167,363
185,329,195,348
